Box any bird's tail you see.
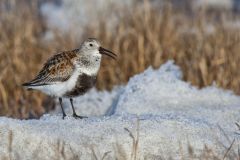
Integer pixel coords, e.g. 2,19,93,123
22,82,34,90
22,82,30,87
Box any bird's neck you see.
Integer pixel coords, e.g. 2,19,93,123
76,54,102,76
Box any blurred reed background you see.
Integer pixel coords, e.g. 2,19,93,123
0,0,240,119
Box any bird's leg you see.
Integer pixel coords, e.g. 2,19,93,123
59,98,66,119
70,98,87,119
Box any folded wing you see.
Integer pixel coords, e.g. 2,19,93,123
22,51,77,87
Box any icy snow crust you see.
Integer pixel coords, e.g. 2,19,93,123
0,61,240,159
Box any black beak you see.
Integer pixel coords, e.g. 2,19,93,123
99,47,117,60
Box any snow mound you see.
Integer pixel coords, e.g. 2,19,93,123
0,61,240,159
115,61,240,132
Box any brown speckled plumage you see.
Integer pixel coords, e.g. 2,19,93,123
23,49,79,86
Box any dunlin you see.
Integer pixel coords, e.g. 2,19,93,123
22,38,117,119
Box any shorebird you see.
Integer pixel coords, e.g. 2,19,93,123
22,38,117,119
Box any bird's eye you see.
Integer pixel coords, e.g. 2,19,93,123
89,43,93,47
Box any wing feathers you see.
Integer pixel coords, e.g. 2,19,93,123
22,50,78,87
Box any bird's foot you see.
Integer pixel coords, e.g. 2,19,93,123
62,113,67,120
72,113,87,119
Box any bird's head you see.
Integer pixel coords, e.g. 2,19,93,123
80,38,117,60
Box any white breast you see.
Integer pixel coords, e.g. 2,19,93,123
78,53,101,76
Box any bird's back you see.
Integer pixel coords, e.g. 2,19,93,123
22,49,79,87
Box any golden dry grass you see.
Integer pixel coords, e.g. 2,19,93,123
0,1,240,118
89,2,240,91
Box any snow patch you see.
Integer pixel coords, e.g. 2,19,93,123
0,61,239,159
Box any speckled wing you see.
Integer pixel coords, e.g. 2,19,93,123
22,50,78,86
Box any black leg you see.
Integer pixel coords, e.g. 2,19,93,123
70,98,87,119
59,98,66,119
